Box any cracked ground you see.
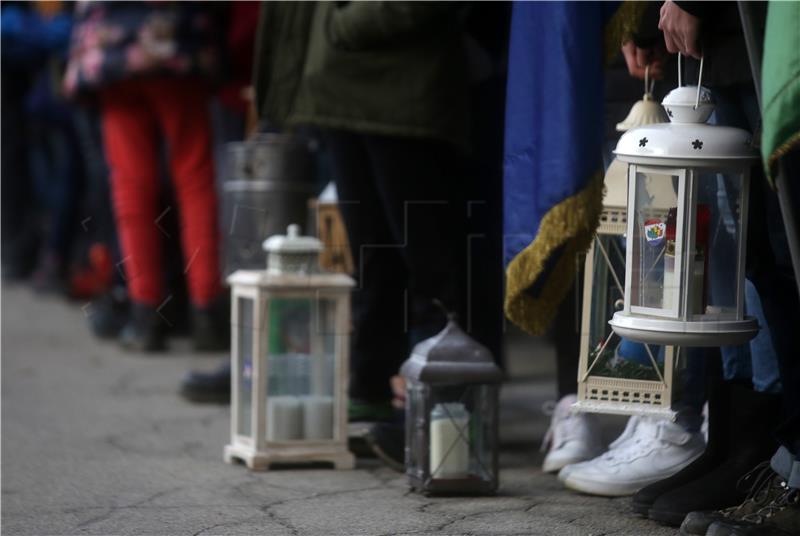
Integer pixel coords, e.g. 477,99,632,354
2,285,678,535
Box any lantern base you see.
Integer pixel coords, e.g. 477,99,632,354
609,312,759,347
224,443,355,471
407,474,498,497
572,399,677,420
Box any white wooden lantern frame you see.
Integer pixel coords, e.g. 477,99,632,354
574,160,682,419
224,270,355,470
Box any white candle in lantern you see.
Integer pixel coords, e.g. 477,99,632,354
429,403,470,479
302,395,334,440
267,396,303,441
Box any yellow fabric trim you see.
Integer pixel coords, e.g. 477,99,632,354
767,130,800,185
604,1,648,64
504,173,604,335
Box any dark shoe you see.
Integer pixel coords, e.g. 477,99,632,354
192,297,230,352
679,463,785,535
348,400,395,423
88,287,130,339
179,362,230,404
31,251,67,294
707,488,799,536
648,386,782,526
364,421,405,472
119,302,167,352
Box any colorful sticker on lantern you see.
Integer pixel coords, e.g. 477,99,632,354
644,219,666,247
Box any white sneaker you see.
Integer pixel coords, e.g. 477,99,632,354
560,416,705,497
541,395,603,473
557,414,643,482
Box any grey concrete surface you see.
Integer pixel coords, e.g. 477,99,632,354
2,284,678,535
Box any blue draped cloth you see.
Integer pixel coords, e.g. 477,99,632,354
503,1,619,334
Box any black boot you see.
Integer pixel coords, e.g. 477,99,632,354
632,378,731,515
179,361,230,404
680,462,787,535
364,420,405,472
119,302,167,352
648,385,783,526
191,296,230,352
88,286,130,339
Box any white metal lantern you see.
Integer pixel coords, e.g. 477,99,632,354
609,58,760,347
224,224,355,470
575,155,683,418
401,320,503,496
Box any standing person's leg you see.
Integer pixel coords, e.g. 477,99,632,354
324,130,409,413
553,279,580,399
100,81,165,350
760,150,800,482
360,135,465,321
148,77,221,308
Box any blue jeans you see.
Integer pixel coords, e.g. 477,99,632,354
709,92,782,394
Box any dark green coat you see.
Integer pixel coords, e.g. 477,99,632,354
253,1,470,148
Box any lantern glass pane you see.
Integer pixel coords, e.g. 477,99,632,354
630,170,680,316
694,171,743,320
586,236,665,381
588,236,625,350
405,380,429,483
426,384,496,486
236,296,254,438
264,297,336,442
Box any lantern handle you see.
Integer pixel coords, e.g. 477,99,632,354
644,65,655,96
431,298,458,324
694,54,705,110
678,52,706,109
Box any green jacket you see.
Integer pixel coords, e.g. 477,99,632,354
761,1,800,179
253,1,470,148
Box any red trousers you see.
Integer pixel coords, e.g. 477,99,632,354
101,78,221,308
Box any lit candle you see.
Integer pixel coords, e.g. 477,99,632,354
429,403,470,479
267,396,303,441
302,395,334,440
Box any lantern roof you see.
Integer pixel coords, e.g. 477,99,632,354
400,321,504,384
616,92,669,132
262,224,322,254
615,85,758,167
226,269,354,289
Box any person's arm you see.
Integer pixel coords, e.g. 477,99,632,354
251,2,274,121
621,1,666,80
658,0,703,59
326,1,460,51
621,0,707,79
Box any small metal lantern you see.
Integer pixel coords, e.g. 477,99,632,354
575,156,683,418
224,224,355,470
401,321,503,495
609,57,760,347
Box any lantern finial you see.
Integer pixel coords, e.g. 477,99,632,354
262,223,323,274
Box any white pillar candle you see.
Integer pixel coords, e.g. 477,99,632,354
267,396,303,441
302,395,334,440
429,403,470,479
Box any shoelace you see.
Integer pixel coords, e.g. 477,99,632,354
595,418,661,463
713,462,779,518
742,488,798,525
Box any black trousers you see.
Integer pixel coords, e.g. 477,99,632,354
324,130,470,402
747,150,800,457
